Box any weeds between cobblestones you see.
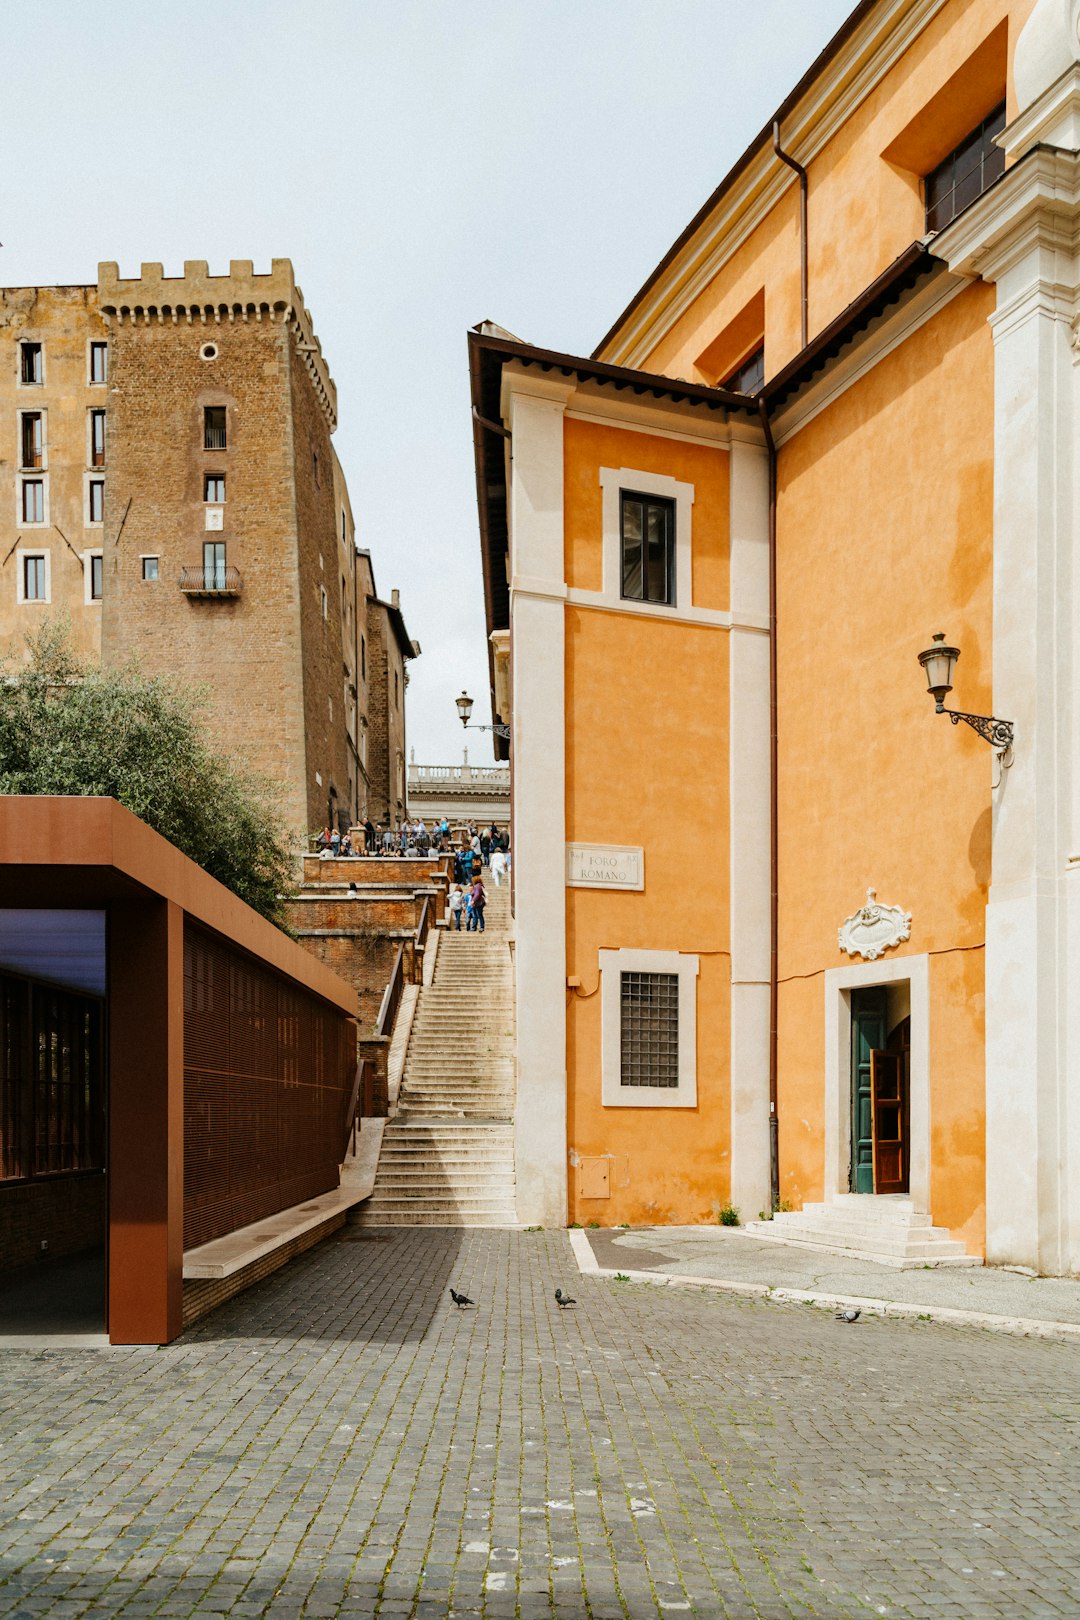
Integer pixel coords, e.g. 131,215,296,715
1,1228,1079,1618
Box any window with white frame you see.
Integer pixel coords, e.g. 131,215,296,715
599,466,693,615
19,411,44,469
87,478,104,526
89,409,106,468
21,478,45,525
19,342,43,386
17,551,49,604
598,948,699,1108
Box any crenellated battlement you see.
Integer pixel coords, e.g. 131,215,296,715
96,258,337,428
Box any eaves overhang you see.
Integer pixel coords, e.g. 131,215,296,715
371,598,417,662
760,241,939,413
468,327,755,759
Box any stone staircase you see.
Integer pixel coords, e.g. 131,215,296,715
357,882,517,1227
742,1195,980,1268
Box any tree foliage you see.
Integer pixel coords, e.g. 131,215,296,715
0,619,296,926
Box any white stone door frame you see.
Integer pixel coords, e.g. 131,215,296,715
823,953,930,1212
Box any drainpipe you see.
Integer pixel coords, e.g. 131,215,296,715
773,120,809,351
758,397,780,1214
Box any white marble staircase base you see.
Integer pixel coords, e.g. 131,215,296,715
742,1195,981,1269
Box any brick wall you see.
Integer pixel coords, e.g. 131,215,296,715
0,1174,106,1270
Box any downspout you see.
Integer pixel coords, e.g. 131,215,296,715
757,396,780,1214
773,120,809,351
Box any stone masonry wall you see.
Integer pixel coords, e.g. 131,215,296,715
99,293,311,835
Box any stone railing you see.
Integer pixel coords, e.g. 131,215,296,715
408,764,509,786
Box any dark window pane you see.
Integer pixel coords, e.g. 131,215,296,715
925,103,1006,233
620,491,674,606
621,497,643,600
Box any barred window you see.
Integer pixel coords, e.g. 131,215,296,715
620,971,679,1088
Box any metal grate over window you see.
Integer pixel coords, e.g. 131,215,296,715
925,104,1005,234
620,972,679,1088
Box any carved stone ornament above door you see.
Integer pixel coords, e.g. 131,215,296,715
838,889,912,961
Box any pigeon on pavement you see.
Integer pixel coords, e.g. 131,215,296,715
554,1288,576,1308
449,1288,474,1309
834,1308,861,1323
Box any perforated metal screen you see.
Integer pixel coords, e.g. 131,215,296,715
183,926,354,1250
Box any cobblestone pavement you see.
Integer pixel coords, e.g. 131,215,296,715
2,1229,1079,1619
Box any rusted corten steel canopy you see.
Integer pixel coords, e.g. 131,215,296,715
0,796,358,1346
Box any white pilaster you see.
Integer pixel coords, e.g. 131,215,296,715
935,129,1080,1270
505,370,573,1228
727,429,773,1220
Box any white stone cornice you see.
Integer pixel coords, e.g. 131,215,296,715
930,146,1080,284
1004,64,1080,159
600,0,949,369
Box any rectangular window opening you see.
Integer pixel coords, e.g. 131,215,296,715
722,344,765,395
20,412,43,470
204,406,227,451
620,490,675,606
89,342,108,384
925,103,1005,233
21,479,44,524
89,554,103,601
203,541,226,591
204,473,225,503
88,479,104,525
90,409,106,468
20,342,42,386
620,972,679,1088
22,555,47,601
141,556,159,581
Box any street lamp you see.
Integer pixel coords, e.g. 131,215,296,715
456,690,511,741
916,633,1014,754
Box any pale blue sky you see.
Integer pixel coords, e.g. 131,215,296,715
2,1,854,762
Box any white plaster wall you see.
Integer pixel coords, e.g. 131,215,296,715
727,433,773,1220
505,373,572,1228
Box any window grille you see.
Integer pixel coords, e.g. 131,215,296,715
620,971,679,1088
926,104,1005,233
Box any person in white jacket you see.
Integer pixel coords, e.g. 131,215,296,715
448,884,465,929
490,848,507,887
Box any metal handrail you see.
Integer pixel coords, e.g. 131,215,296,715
343,1060,365,1159
376,943,405,1040
204,426,227,450
415,895,431,954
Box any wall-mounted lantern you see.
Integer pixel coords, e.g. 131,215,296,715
456,689,510,741
916,633,1014,754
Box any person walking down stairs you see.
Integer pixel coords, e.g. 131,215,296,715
357,880,515,1227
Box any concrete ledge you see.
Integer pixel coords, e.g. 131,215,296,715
567,1230,1080,1344
183,1120,385,1281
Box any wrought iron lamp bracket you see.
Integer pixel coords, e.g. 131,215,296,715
466,722,511,740
941,706,1014,753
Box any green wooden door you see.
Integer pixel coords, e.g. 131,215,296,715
850,987,887,1194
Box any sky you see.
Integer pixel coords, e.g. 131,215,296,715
2,0,854,765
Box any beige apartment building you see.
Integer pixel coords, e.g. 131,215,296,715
0,260,415,837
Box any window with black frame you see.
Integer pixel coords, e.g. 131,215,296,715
925,104,1005,234
620,490,675,606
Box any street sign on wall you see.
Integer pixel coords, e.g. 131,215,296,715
565,844,645,891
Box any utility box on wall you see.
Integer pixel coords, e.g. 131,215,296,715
578,1156,610,1200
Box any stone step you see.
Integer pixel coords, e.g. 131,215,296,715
741,1220,980,1268
356,1213,518,1228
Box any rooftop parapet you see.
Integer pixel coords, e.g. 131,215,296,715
96,258,337,429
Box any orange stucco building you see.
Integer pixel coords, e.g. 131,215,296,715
472,0,1080,1274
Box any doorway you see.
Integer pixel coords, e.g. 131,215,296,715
849,986,910,1195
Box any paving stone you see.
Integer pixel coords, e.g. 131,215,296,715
1,1229,1079,1617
